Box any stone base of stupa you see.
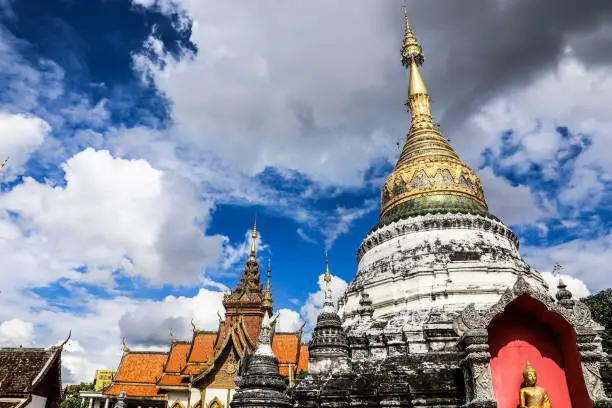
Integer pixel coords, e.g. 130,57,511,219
294,277,612,408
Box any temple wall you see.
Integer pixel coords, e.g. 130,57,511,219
27,395,47,408
167,390,200,408
202,388,231,408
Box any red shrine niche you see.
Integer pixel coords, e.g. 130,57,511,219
488,295,592,408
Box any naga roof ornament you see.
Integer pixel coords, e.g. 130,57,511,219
379,9,489,225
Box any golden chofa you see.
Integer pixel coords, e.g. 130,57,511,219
379,10,488,225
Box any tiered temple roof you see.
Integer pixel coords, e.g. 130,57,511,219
105,352,167,399
103,221,308,400
0,339,67,408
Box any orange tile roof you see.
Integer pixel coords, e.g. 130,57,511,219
297,344,308,373
106,384,163,398
165,343,190,373
157,374,186,387
182,363,209,375
188,332,217,363
113,352,167,384
272,333,299,364
278,364,290,377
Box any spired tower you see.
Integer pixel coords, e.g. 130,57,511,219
337,9,546,326
294,8,611,408
307,252,350,376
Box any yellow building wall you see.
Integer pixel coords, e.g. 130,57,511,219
94,370,116,391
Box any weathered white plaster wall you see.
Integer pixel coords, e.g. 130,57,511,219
339,213,547,325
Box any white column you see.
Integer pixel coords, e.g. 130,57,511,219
88,398,94,408
104,399,110,408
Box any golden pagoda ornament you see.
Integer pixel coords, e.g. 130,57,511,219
379,10,488,225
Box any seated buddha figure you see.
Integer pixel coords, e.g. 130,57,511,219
519,361,552,408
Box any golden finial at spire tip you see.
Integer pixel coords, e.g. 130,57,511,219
324,250,332,283
401,5,424,67
249,218,258,258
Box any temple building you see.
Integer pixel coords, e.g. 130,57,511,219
0,337,69,408
84,222,308,408
291,8,612,408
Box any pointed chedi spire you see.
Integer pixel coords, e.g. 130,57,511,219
266,258,272,290
240,218,260,290
223,218,262,320
306,250,350,376
379,7,489,226
262,258,273,314
255,311,275,357
323,250,334,313
250,217,257,260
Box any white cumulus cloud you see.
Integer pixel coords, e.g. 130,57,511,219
0,318,35,347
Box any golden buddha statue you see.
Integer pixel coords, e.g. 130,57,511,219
519,361,552,408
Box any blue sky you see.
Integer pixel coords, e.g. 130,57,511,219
1,0,612,383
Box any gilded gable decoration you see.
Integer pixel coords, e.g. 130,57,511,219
206,397,223,408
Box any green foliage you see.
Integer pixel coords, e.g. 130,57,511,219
297,369,308,380
61,382,94,408
582,289,612,355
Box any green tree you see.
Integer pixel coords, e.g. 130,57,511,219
582,289,612,355
61,382,94,408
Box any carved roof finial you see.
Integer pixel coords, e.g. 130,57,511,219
191,319,197,332
169,328,176,343
58,330,72,350
122,337,130,353
0,157,8,173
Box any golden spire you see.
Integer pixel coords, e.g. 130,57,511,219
324,250,332,284
249,218,257,260
378,7,488,225
401,6,424,67
262,259,273,313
